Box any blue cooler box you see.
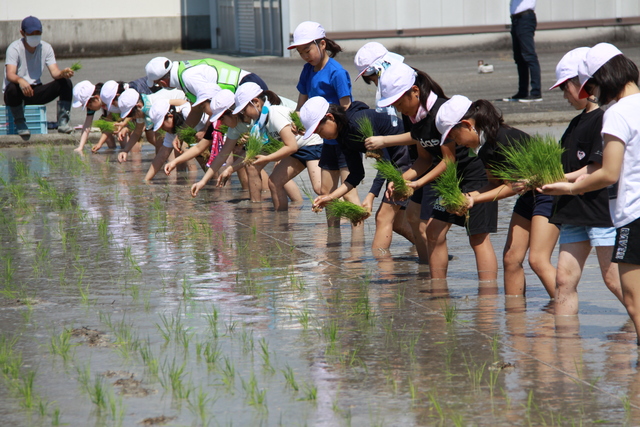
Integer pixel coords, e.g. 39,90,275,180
0,105,47,135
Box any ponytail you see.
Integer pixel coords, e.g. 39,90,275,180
93,83,104,96
168,105,186,134
413,68,447,106
320,38,343,58
459,100,504,142
257,90,282,106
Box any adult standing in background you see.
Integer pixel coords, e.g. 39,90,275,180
502,0,542,103
3,16,74,137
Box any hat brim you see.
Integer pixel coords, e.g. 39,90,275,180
72,99,83,109
287,39,314,50
232,100,250,115
121,106,134,119
209,109,227,123
440,126,455,146
549,77,570,91
377,91,404,109
146,77,156,88
303,117,322,140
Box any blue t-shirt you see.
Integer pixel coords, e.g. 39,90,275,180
296,58,352,145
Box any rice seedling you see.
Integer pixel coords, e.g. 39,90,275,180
203,341,221,369
240,329,255,354
0,335,22,383
298,308,311,330
220,356,236,392
187,386,212,425
204,306,219,338
111,317,139,359
325,200,370,226
241,372,268,410
49,328,75,364
261,135,284,155
462,353,486,390
441,300,458,324
94,119,115,133
164,358,189,399
322,319,340,350
17,369,36,410
175,125,197,147
289,111,305,133
87,375,108,411
51,405,61,426
298,381,318,402
282,365,299,392
490,134,565,189
428,391,445,423
373,160,414,199
107,391,125,426
259,338,274,374
139,340,159,378
181,275,195,300
217,124,229,135
354,116,383,160
126,120,136,131
70,61,82,71
242,133,264,165
432,158,467,214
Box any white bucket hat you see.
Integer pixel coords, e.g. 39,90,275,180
209,89,236,123
149,99,171,132
578,43,623,99
232,82,263,115
145,57,172,87
377,62,417,108
300,96,330,140
100,80,119,112
118,88,140,118
435,95,473,145
287,21,325,49
549,47,590,90
72,80,95,110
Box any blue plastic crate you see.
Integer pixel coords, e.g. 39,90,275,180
0,105,47,135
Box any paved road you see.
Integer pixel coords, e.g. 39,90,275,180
3,42,640,144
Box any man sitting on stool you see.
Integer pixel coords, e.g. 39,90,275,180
3,16,74,137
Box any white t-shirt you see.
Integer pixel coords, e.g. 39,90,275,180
510,0,536,15
601,93,640,228
3,39,56,91
264,105,322,148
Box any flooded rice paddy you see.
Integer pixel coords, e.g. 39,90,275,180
0,145,638,426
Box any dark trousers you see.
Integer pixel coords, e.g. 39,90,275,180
3,78,73,107
510,11,541,97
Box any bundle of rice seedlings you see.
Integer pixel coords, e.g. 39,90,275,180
326,200,370,226
299,180,321,212
216,124,228,135
126,121,136,131
290,111,305,134
70,62,82,72
156,128,166,140
94,119,115,133
242,133,264,165
236,132,249,147
177,126,198,146
373,159,414,199
490,134,565,189
261,136,284,155
355,116,383,160
432,158,467,213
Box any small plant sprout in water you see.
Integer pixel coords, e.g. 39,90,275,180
49,328,76,364
441,300,458,323
282,365,299,392
490,134,565,190
356,116,383,160
432,158,467,214
373,159,414,199
325,200,370,226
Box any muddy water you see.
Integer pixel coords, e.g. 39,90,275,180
0,146,637,426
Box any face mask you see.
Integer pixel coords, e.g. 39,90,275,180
25,35,41,47
471,130,486,155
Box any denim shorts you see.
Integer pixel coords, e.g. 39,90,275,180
292,144,322,166
559,224,616,246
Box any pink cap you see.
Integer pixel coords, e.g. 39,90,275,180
435,95,473,145
549,47,590,90
232,83,263,115
354,42,389,80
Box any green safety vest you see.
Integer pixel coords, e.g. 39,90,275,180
177,59,242,103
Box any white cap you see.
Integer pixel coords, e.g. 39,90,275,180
377,62,417,108
145,57,172,87
100,80,119,112
435,95,473,145
287,21,325,49
549,47,590,90
72,80,95,109
232,82,263,115
118,88,140,118
192,84,221,108
354,42,388,79
578,42,623,99
209,89,236,123
300,96,330,140
149,99,171,132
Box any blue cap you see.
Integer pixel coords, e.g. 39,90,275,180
21,16,42,34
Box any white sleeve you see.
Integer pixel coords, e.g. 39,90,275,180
182,66,220,106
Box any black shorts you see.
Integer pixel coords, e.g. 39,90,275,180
382,190,410,208
291,144,322,166
419,183,439,220
513,191,554,220
431,198,498,235
613,217,640,265
318,143,348,170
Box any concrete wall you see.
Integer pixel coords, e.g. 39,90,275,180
0,0,211,59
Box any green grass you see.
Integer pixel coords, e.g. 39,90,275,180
242,133,264,165
70,62,82,72
490,134,565,189
325,200,370,226
432,158,467,213
373,160,414,199
290,111,305,133
177,126,198,147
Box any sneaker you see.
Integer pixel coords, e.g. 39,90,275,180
502,93,527,102
15,121,30,137
519,95,543,103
